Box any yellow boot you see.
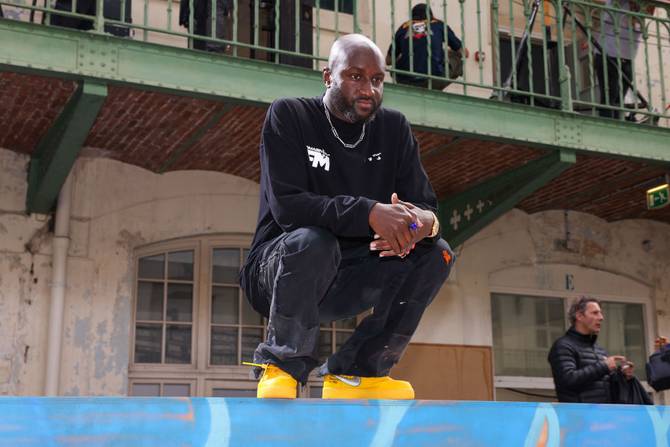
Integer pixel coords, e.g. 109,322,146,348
251,363,298,399
322,374,414,400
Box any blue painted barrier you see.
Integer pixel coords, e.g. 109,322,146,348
0,397,668,446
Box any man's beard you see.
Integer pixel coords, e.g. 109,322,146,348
329,83,380,123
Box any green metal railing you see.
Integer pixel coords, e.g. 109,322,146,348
1,0,668,123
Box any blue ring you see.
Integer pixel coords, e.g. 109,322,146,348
409,222,418,231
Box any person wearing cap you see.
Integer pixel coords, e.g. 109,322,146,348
387,3,468,90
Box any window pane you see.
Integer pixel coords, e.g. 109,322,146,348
491,294,565,377
211,388,257,397
241,295,263,326
138,254,164,279
335,331,352,350
165,325,192,364
163,383,191,397
600,302,646,371
211,327,238,365
132,383,160,396
241,328,263,363
168,251,194,281
212,286,239,324
135,324,162,363
318,330,332,360
212,249,240,284
167,284,193,322
334,317,357,329
136,282,164,321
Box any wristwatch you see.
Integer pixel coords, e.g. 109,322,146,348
428,211,440,238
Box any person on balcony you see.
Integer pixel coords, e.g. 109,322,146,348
548,296,640,403
386,3,468,90
594,0,651,119
239,34,455,400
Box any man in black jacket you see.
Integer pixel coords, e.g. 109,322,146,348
239,34,454,400
548,296,633,403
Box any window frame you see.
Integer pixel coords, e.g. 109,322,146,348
490,285,653,392
129,234,258,396
130,238,202,372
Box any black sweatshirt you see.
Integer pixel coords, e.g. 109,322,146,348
247,96,438,262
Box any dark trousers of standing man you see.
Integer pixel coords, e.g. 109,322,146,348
595,54,633,119
240,226,454,384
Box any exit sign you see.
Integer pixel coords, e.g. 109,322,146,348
647,184,669,210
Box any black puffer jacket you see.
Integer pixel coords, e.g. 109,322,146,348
548,328,612,403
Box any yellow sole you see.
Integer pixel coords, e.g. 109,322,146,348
322,388,414,400
257,387,297,399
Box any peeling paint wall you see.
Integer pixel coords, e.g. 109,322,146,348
0,150,51,395
58,153,261,395
1,146,669,396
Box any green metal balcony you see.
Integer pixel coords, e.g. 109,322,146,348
1,0,668,121
1,0,669,236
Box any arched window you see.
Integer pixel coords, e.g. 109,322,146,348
128,235,358,397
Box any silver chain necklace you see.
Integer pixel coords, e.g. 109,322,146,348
323,103,366,149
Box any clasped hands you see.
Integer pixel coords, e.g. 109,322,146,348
368,193,434,258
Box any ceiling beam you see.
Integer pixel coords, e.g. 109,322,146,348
438,150,577,248
26,80,107,213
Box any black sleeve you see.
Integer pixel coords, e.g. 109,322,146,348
260,99,377,237
447,26,462,51
394,115,438,215
548,341,610,390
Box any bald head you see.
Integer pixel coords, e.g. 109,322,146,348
328,34,385,74
323,34,386,123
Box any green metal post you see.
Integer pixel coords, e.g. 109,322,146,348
554,0,572,111
427,3,433,89
656,21,667,118
476,0,483,85
233,0,238,56
295,0,300,54
540,0,550,97
492,0,501,98
459,0,466,94
585,8,596,115
570,4,581,105
371,0,376,42
523,0,534,106
353,0,360,33
166,0,172,31
509,0,517,90
408,0,413,79
143,0,148,40
95,0,104,33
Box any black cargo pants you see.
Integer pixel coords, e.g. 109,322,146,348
240,226,454,384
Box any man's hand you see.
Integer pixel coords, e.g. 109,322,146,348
605,355,627,371
369,194,420,255
622,361,635,380
369,193,434,257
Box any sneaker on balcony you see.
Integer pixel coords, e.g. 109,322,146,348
254,363,298,399
322,374,415,400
